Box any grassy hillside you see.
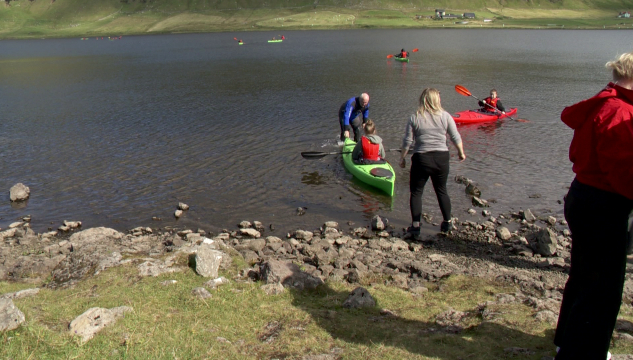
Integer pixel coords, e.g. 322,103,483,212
0,0,631,38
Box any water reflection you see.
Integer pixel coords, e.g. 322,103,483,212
301,171,329,186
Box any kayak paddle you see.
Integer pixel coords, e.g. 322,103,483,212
454,85,528,122
302,148,405,159
302,151,352,159
387,48,418,59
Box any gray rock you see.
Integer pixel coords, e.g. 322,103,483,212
436,308,467,328
9,183,30,202
324,221,338,229
0,288,40,300
465,182,481,196
342,287,376,309
174,210,183,218
195,246,224,278
371,215,385,231
259,260,323,290
472,196,489,207
534,228,558,256
178,202,189,211
192,287,212,299
547,216,557,226
496,227,512,241
261,282,285,295
534,310,558,325
239,228,261,238
204,277,230,289
138,260,181,277
294,230,313,241
237,239,266,252
69,306,132,343
239,221,252,228
323,227,340,239
0,298,25,332
523,209,536,222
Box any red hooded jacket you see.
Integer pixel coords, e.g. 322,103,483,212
561,82,633,200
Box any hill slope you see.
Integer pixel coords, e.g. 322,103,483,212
0,0,631,38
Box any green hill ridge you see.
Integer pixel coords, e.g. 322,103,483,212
0,0,631,38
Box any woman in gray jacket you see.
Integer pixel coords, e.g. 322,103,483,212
399,88,466,237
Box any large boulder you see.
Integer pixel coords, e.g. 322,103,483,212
195,246,225,278
342,287,376,309
0,298,25,332
69,306,132,343
9,183,30,202
533,228,558,256
259,260,323,290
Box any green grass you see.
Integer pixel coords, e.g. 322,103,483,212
3,252,633,359
0,0,630,38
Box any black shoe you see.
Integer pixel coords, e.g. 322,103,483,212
406,226,420,235
440,220,454,233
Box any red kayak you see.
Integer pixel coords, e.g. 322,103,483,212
453,108,518,124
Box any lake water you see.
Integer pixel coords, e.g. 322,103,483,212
0,29,629,234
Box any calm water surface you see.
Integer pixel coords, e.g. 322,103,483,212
0,29,629,233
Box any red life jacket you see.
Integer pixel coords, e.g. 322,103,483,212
484,96,498,112
361,136,380,161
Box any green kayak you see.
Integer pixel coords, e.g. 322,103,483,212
268,39,283,43
395,57,409,63
342,138,395,196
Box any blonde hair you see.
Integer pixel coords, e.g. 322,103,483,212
606,51,633,82
364,119,376,134
417,88,443,115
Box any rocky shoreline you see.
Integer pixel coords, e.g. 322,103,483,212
2,183,633,357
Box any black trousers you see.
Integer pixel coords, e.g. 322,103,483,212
339,111,362,142
409,151,451,223
555,179,633,359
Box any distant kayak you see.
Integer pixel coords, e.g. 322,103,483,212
394,57,409,63
238,42,244,45
453,108,518,124
268,39,283,43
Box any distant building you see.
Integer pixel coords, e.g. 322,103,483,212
483,18,493,22
435,9,445,18
463,13,475,19
443,14,460,19
618,11,630,18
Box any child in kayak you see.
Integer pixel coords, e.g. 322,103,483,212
478,89,506,114
396,49,408,58
352,119,386,164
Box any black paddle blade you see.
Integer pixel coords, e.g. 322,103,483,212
301,151,353,159
301,151,337,159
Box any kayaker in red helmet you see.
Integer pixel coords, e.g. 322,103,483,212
396,48,408,59
281,35,285,40
352,119,386,164
479,89,506,114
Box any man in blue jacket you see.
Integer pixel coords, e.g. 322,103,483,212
338,93,370,142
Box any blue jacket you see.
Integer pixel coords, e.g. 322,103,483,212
339,97,369,126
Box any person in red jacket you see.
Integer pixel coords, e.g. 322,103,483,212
553,51,633,360
478,89,505,113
